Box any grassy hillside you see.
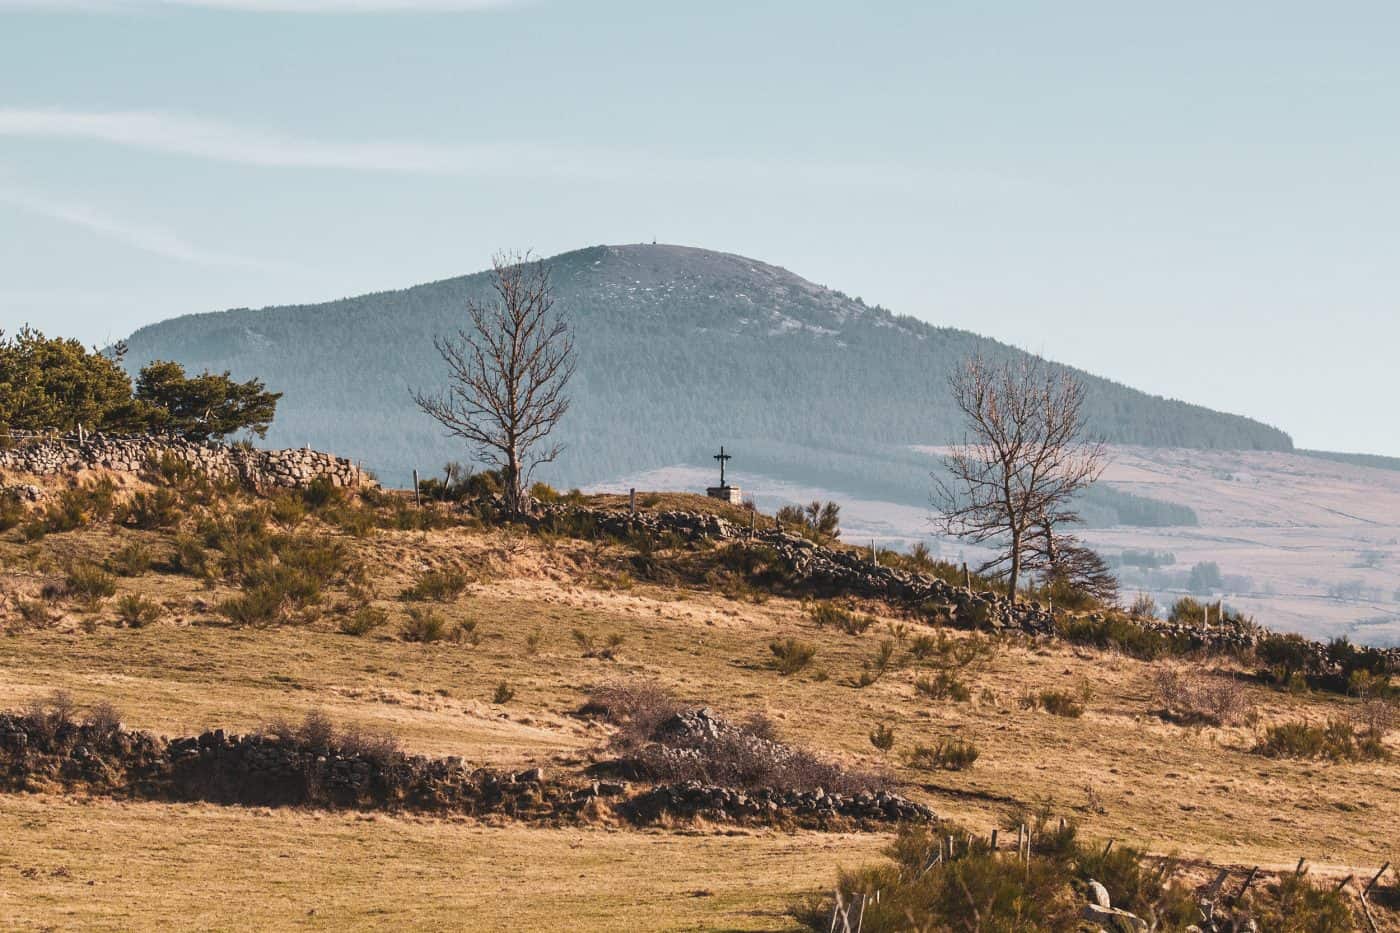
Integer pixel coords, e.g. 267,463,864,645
1,465,1396,930
121,244,1292,495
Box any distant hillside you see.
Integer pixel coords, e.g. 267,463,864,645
123,244,1291,516
1300,449,1400,474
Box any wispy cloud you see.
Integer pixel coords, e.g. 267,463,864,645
0,0,519,11
0,108,567,176
0,107,956,191
0,183,265,267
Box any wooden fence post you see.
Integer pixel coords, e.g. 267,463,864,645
412,469,421,508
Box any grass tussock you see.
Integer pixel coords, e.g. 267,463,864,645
1252,718,1388,762
400,568,471,602
906,738,979,771
1022,688,1087,719
809,602,875,636
768,637,817,676
113,594,161,629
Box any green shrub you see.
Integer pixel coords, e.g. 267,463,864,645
0,495,24,532
769,637,817,675
120,487,182,530
868,722,895,752
113,593,161,628
401,568,470,602
1057,614,1178,660
906,738,979,771
218,585,288,627
914,672,972,702
169,534,212,578
574,628,625,660
492,681,515,704
856,639,897,687
106,541,154,577
65,563,117,603
269,494,307,529
1027,689,1085,718
301,476,343,510
1253,718,1387,762
794,821,1200,933
338,606,387,637
809,602,874,635
400,606,450,643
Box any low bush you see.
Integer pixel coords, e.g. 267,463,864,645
492,682,514,704
113,594,161,628
868,722,895,752
65,563,117,604
168,541,211,585
574,628,625,660
1253,718,1387,762
1024,689,1085,719
809,602,874,636
914,672,972,702
218,585,288,627
105,541,154,577
768,637,817,676
906,738,979,771
0,495,24,532
586,682,887,796
1057,613,1180,661
119,487,182,530
1151,667,1255,726
263,710,401,762
400,606,450,643
400,568,470,602
582,680,687,751
856,639,897,687
338,606,387,637
794,819,1208,933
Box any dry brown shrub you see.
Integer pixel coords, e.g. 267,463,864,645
1152,666,1256,727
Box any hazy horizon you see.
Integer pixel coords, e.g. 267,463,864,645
3,1,1398,456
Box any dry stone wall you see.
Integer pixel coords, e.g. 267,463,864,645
0,434,372,491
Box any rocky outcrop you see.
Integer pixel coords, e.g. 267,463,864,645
0,434,372,491
622,780,933,825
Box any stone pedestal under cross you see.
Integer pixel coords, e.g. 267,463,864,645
706,445,742,505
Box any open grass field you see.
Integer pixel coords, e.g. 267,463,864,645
1,480,1397,929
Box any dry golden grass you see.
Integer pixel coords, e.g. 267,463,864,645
1,497,1397,929
0,795,882,931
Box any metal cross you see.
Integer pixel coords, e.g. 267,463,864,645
713,445,732,487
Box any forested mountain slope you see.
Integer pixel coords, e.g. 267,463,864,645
123,244,1291,505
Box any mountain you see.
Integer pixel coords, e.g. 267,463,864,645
122,244,1291,519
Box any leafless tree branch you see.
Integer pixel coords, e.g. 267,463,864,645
411,250,576,515
932,354,1108,607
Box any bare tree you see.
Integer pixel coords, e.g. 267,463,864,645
1025,517,1119,604
412,250,575,515
932,354,1106,606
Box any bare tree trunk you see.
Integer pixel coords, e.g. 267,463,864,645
411,250,575,518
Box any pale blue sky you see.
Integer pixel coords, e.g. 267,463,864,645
1,1,1396,455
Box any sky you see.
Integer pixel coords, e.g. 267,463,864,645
1,1,1396,456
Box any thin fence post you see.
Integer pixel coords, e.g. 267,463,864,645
629,487,636,513
990,829,998,851
1364,862,1390,897
412,469,421,508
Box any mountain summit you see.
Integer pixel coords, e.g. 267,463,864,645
122,243,1291,497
